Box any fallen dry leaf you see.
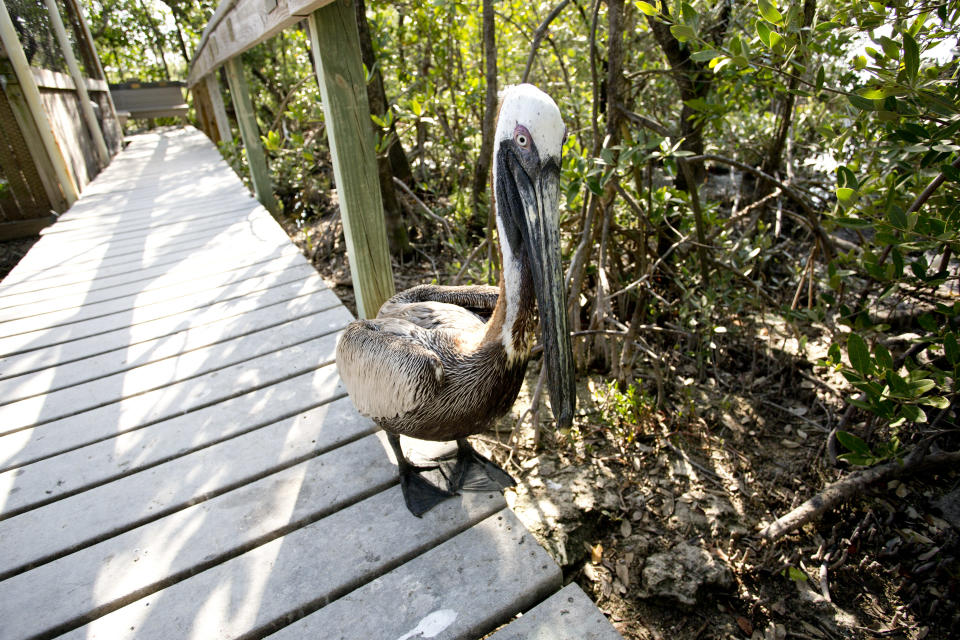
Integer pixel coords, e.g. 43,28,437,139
591,542,604,564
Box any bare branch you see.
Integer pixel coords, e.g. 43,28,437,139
521,0,571,83
761,448,960,541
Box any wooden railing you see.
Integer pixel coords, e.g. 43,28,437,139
0,0,122,240
187,0,395,320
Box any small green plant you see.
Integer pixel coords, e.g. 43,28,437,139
835,430,902,466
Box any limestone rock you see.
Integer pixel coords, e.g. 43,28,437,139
639,542,733,606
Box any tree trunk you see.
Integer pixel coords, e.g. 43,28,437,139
354,0,410,255
471,0,498,226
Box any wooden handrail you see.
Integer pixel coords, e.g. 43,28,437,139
187,0,336,87
188,0,396,318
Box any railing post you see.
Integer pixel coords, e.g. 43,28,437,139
43,0,110,168
0,0,77,208
223,57,277,215
205,72,233,144
307,0,395,319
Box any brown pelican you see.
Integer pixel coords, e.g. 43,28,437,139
336,84,575,516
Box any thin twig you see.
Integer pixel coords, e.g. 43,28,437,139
452,237,489,284
521,0,572,83
269,75,314,133
392,176,453,236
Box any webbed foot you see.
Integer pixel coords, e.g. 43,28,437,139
399,465,456,517
454,439,516,492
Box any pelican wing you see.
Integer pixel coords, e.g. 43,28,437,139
379,284,500,327
335,319,444,420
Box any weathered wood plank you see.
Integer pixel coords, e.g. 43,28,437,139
55,489,504,640
37,200,251,240
0,285,338,402
3,212,269,290
76,164,239,200
224,57,277,214
0,275,325,381
487,583,624,640
0,251,315,333
0,261,316,357
267,509,562,640
186,0,336,86
0,216,293,308
3,204,270,285
0,5,77,206
0,369,353,520
0,305,350,434
0,245,305,321
44,0,111,167
308,0,394,319
1,209,296,297
0,434,399,640
205,72,233,143
0,334,341,469
0,411,378,571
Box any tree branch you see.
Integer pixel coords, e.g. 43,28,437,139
761,448,960,541
521,0,571,83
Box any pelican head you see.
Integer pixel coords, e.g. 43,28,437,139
492,84,576,429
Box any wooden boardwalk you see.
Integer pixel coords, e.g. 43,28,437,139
0,128,621,640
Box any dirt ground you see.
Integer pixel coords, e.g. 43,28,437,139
0,235,39,281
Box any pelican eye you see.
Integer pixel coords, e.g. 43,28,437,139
514,125,531,149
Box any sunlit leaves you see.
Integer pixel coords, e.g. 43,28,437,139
757,0,783,26
635,1,659,16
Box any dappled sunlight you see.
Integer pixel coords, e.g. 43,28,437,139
93,505,207,604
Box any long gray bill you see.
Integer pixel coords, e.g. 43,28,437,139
521,161,576,429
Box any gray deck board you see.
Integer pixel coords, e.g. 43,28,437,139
0,127,618,640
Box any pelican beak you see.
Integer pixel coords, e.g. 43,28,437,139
513,157,576,429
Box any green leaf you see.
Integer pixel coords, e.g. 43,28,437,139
860,87,889,100
887,207,907,229
907,379,936,397
670,24,696,42
899,404,927,423
681,2,698,25
690,49,720,62
836,187,857,203
847,94,877,111
944,333,959,365
848,333,872,376
828,342,842,364
903,33,919,80
918,313,938,332
757,0,783,24
636,1,659,15
786,566,808,582
874,343,893,371
837,430,872,456
834,217,873,229
756,20,772,47
878,36,900,60
921,396,950,409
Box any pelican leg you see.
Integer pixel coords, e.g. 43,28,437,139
387,433,456,517
453,439,516,492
